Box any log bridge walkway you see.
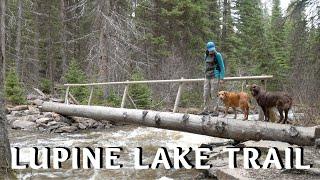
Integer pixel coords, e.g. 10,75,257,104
42,75,320,146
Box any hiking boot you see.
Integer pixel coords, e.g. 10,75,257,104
210,111,219,117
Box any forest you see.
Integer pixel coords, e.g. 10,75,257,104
0,0,319,121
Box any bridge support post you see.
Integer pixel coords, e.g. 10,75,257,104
65,86,70,104
88,86,94,105
121,81,129,108
173,77,184,113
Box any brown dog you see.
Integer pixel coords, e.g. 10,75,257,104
218,91,250,120
248,84,293,124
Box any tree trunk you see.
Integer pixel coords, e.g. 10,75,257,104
46,4,54,94
221,0,228,52
42,102,320,146
0,0,12,174
32,0,40,83
59,0,67,75
0,0,6,83
15,0,22,76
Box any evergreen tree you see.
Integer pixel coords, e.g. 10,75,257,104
5,69,26,105
128,71,152,109
220,0,237,75
235,0,271,75
106,89,121,107
64,60,89,104
268,0,289,89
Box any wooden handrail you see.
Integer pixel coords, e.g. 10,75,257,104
64,75,273,113
64,75,273,87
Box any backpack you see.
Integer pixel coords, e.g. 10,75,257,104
205,50,221,72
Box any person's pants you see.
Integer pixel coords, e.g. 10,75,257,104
203,78,219,112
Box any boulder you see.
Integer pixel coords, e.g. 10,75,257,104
54,126,78,133
6,115,17,124
32,99,43,106
43,112,54,118
12,120,37,130
22,115,40,122
11,111,25,117
36,117,52,124
27,106,40,114
53,114,73,125
78,123,87,130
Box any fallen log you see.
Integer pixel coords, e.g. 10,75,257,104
7,105,29,112
41,102,320,146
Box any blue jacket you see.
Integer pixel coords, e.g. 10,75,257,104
204,52,225,79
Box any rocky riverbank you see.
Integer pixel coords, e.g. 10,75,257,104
6,95,111,133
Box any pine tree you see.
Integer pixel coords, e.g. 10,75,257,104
268,0,289,89
106,89,121,107
220,0,237,75
5,69,26,105
235,0,271,75
64,60,89,104
128,71,152,109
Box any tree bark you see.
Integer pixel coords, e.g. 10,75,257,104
42,102,320,146
59,0,67,75
0,0,5,83
15,0,22,76
0,0,12,174
46,3,54,94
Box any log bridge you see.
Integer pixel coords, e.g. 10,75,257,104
42,76,320,146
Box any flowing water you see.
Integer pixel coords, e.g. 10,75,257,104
9,125,228,180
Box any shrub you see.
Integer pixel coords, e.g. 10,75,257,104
128,71,152,109
5,69,26,105
63,60,89,103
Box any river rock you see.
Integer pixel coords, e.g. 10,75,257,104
32,99,43,106
27,106,40,114
54,126,78,133
11,111,24,117
6,115,17,124
54,114,73,125
43,112,54,118
46,121,71,132
92,121,107,129
78,123,87,130
12,120,37,130
21,115,40,122
36,117,52,124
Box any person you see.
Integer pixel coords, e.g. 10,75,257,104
201,41,225,115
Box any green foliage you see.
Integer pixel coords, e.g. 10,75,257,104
90,87,105,106
265,0,290,90
5,69,26,105
40,78,52,94
235,0,271,74
180,90,202,108
63,60,89,104
106,89,122,107
128,71,152,109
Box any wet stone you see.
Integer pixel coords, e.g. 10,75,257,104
12,120,37,130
